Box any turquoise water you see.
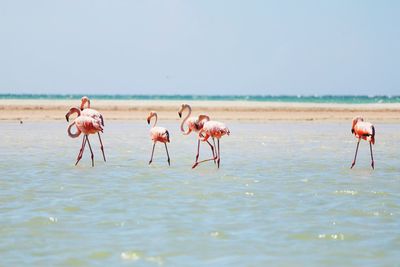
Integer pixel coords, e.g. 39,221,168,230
1,94,400,103
1,121,400,266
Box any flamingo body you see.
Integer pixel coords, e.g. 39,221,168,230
182,115,210,134
200,121,230,140
150,127,170,143
74,116,103,135
185,117,203,133
81,108,104,127
352,121,375,144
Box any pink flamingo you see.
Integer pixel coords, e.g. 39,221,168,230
350,116,375,169
178,104,216,164
79,96,106,162
192,120,230,169
147,111,171,166
65,107,103,167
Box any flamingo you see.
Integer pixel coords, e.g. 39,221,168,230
79,96,106,162
192,120,230,169
65,107,103,167
178,104,216,164
350,116,375,169
147,111,171,166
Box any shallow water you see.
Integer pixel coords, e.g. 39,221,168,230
1,121,399,266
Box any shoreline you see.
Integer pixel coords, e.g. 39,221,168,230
1,99,400,122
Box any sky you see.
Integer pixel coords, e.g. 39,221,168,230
0,0,399,95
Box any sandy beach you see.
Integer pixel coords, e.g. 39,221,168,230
0,99,399,122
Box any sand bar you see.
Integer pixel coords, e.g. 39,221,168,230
0,99,399,122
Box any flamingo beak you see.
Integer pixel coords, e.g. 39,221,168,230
147,119,150,125
65,114,69,122
178,112,182,118
351,129,354,134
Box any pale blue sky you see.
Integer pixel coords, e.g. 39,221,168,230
0,0,399,95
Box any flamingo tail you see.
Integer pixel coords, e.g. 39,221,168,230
100,114,104,126
370,126,375,145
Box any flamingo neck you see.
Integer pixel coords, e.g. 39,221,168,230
180,105,192,134
152,113,158,127
67,121,81,138
66,107,81,121
80,99,90,110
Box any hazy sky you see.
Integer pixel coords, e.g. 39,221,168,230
1,0,399,95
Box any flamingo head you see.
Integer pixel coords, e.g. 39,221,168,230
351,116,364,133
147,111,157,125
65,107,81,122
80,96,90,110
178,103,190,118
198,115,210,123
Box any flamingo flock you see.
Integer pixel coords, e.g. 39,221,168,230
65,97,376,170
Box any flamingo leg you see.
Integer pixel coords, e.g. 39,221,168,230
191,155,219,169
149,142,156,165
217,139,220,168
98,132,106,162
192,140,218,169
164,143,171,166
195,139,201,162
75,135,87,166
350,139,360,169
86,135,95,167
370,142,374,170
195,133,215,164
212,138,217,164
205,140,216,162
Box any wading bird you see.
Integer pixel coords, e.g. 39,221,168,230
192,120,230,169
350,116,375,169
66,107,104,167
178,104,215,164
147,111,171,166
79,96,106,161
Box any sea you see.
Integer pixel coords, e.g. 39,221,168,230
1,94,400,104
0,95,399,266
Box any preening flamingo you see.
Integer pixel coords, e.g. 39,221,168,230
192,120,230,169
350,116,375,169
79,96,106,161
178,104,215,164
147,111,171,166
65,107,104,167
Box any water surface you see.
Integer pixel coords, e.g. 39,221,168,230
1,121,399,266
1,94,400,103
